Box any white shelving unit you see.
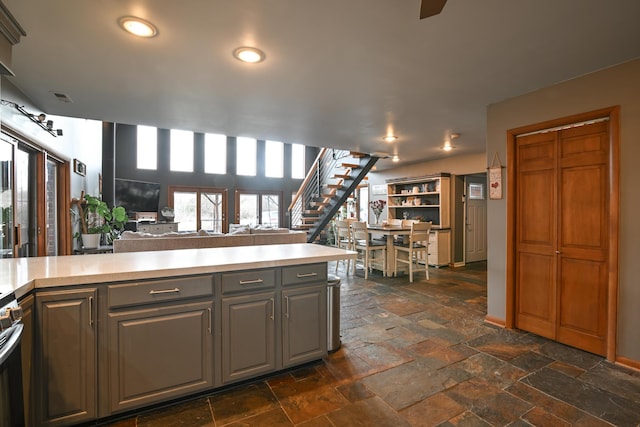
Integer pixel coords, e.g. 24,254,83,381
386,173,451,266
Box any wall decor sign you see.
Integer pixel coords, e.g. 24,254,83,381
73,159,86,176
488,152,503,200
371,184,386,195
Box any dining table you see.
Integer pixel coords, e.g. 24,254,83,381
366,224,412,277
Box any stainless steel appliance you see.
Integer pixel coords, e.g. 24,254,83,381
0,292,24,427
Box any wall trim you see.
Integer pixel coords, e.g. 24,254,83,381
484,316,505,328
615,356,640,373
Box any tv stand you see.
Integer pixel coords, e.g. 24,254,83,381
126,221,178,235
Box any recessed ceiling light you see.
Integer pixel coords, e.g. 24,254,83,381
382,135,398,143
233,47,266,63
392,155,399,162
442,144,453,152
119,16,158,38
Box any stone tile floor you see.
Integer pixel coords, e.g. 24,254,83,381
104,262,640,426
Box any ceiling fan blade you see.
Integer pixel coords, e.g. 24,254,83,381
420,0,447,19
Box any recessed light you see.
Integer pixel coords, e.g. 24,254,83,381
119,16,158,38
442,144,453,152
382,135,398,143
392,155,399,162
233,47,266,63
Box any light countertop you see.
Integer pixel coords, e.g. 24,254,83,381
0,244,356,300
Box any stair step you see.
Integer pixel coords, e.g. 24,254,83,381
294,224,313,230
325,184,343,189
301,218,318,224
349,152,369,158
333,174,351,180
320,193,335,199
310,201,330,207
303,210,321,215
340,163,360,169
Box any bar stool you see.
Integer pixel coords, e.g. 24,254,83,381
393,221,432,282
334,220,353,274
351,221,386,279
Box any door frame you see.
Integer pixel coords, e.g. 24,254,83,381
505,106,620,362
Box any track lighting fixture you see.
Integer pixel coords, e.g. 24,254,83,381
0,99,64,137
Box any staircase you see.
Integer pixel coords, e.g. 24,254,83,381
289,148,379,243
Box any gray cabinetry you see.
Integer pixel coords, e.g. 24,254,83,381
104,275,215,414
282,285,327,367
221,291,277,383
35,288,97,426
221,268,277,384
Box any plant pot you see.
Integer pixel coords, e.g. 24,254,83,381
81,233,101,249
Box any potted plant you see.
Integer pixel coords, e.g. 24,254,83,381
72,193,128,248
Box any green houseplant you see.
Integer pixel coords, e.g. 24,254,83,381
72,193,128,247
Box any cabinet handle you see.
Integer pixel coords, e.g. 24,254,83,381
239,279,264,285
149,287,180,295
296,272,318,278
88,296,94,327
270,298,275,320
207,307,212,335
284,296,290,319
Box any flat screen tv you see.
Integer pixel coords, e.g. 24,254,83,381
115,179,161,214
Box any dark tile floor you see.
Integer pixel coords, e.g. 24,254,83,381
104,262,640,426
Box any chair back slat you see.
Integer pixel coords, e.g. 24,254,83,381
410,221,432,245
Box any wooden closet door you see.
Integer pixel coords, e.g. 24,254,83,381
556,121,609,355
516,131,558,339
516,120,609,356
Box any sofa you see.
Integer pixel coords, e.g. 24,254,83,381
112,225,307,253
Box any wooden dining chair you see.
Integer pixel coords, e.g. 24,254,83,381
334,220,353,273
393,221,432,282
351,221,386,279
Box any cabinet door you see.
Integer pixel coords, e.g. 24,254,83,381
106,300,215,414
36,288,97,426
221,292,276,383
282,285,327,367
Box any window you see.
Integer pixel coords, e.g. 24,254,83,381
235,190,282,227
168,186,227,233
265,140,283,178
291,143,305,179
170,129,194,172
236,137,256,176
204,133,227,174
137,125,157,170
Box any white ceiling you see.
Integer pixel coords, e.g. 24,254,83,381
4,0,640,169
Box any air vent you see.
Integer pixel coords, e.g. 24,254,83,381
51,92,73,103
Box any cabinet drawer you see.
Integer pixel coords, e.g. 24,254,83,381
222,269,276,294
282,263,327,286
108,275,214,308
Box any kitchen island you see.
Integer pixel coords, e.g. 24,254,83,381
2,243,355,426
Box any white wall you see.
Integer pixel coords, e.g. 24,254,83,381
486,58,640,362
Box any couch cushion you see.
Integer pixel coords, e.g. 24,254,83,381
229,224,251,235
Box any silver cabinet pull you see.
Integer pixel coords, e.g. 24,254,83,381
296,272,318,278
88,296,94,327
239,279,264,285
270,298,275,320
149,288,180,295
284,296,290,319
207,307,212,335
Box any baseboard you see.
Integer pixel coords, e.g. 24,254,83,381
452,261,465,267
484,315,506,328
615,356,640,372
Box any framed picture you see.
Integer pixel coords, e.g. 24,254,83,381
73,159,86,176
